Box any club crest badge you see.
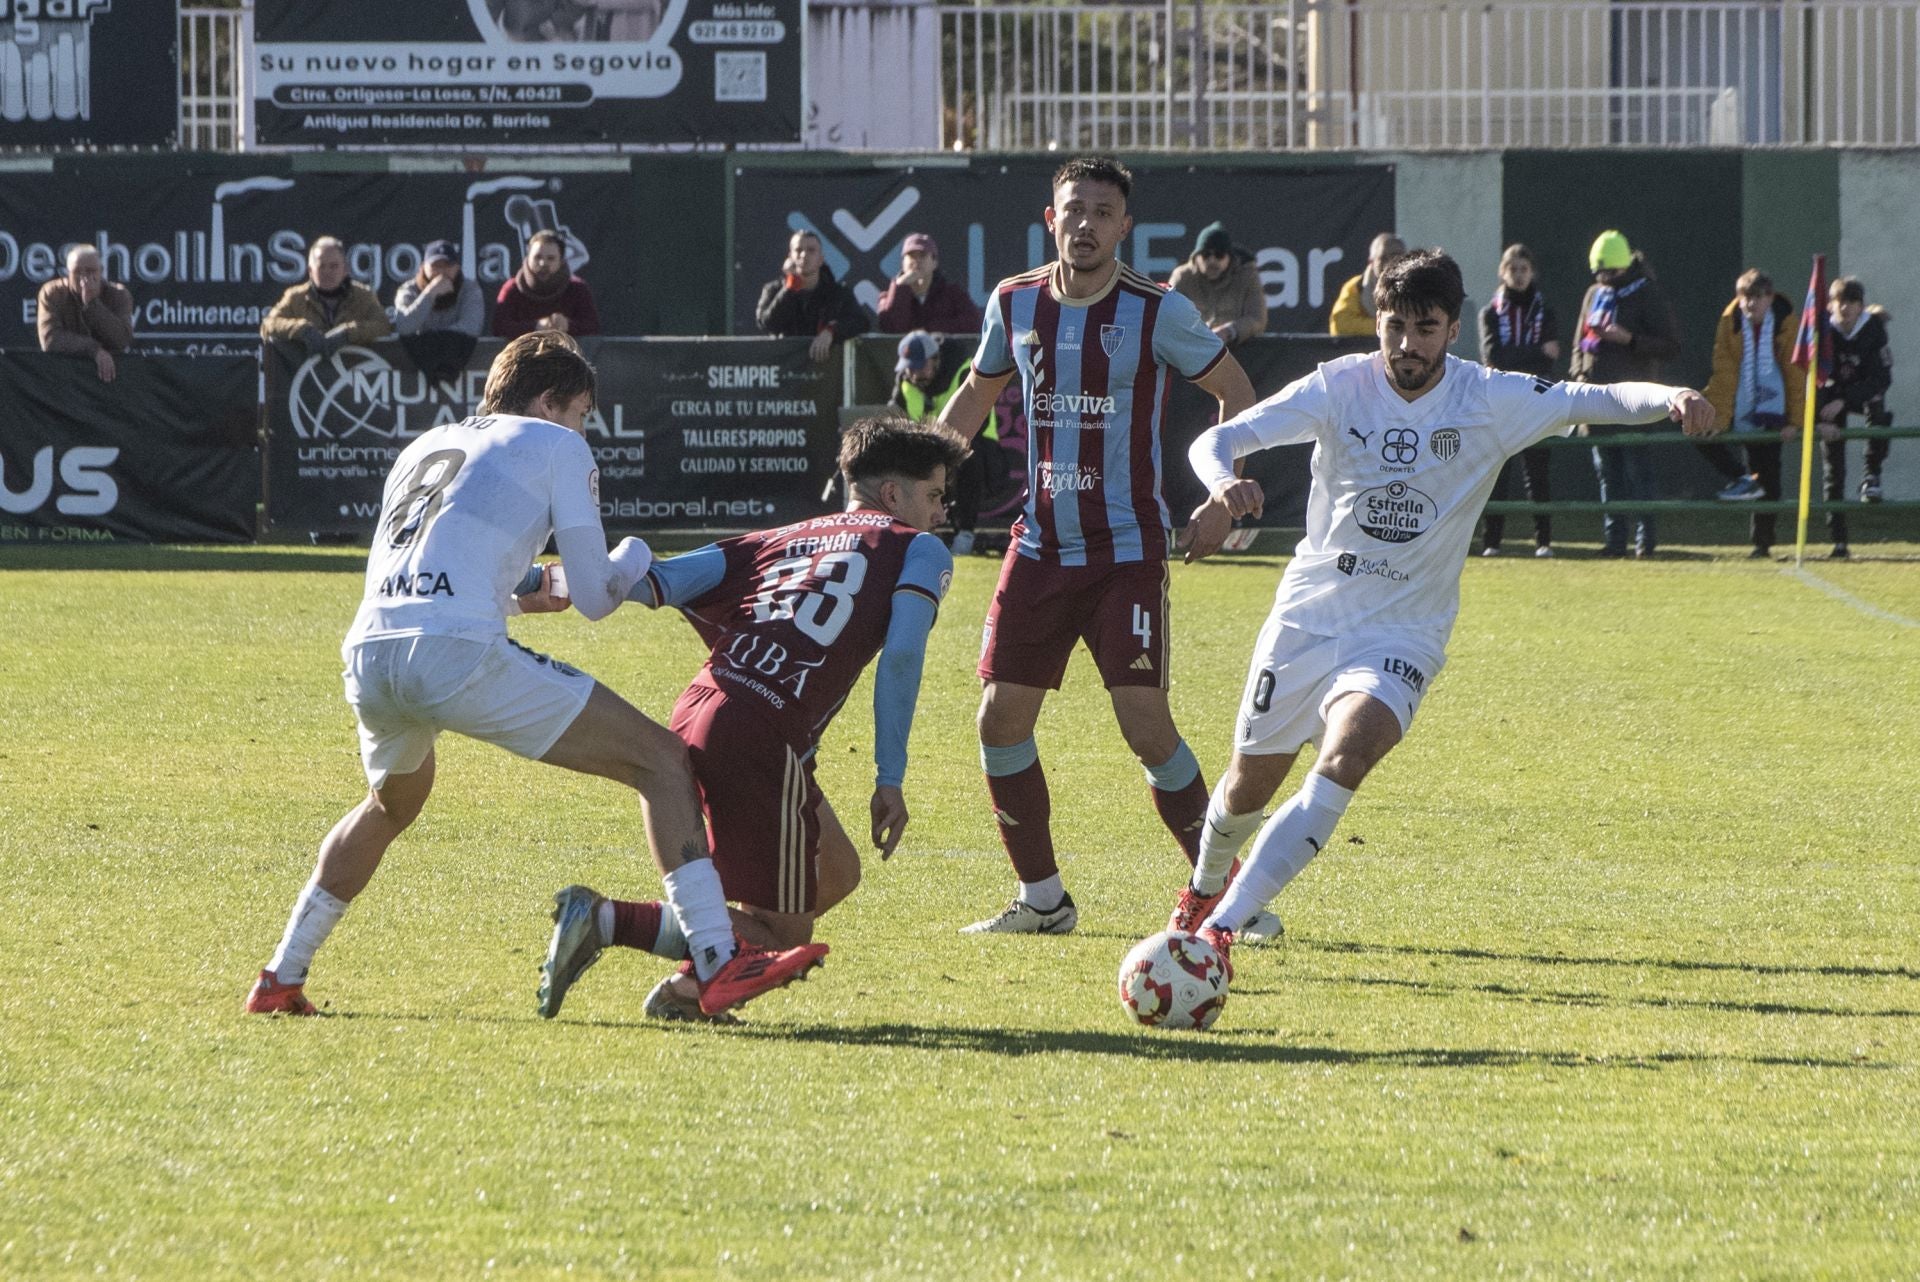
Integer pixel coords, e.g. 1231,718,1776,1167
1431,428,1461,461
1100,324,1126,356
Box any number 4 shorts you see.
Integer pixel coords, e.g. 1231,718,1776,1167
343,633,596,788
1233,613,1447,756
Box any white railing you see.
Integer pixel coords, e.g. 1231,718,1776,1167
179,3,251,152
938,0,1920,152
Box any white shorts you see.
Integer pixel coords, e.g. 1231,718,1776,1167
1233,616,1446,756
343,634,597,789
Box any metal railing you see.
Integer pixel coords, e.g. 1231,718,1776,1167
939,0,1920,152
179,3,250,152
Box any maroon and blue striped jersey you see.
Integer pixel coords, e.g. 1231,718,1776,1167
974,262,1227,566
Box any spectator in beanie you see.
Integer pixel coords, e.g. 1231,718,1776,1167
1169,221,1266,347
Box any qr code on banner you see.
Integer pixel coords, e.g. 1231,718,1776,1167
714,52,767,102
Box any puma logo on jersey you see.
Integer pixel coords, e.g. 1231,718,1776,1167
1347,427,1375,447
1130,654,1154,671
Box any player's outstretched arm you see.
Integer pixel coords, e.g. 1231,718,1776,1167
1556,380,1719,438
551,527,652,621
936,368,1012,443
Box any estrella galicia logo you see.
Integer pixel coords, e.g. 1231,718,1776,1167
1356,481,1435,543
1100,324,1127,356
1431,428,1461,461
1381,427,1419,465
1336,551,1357,575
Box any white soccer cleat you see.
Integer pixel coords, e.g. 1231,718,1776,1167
960,892,1078,935
1236,910,1285,944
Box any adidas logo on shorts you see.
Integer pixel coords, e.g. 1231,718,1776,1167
1130,655,1154,671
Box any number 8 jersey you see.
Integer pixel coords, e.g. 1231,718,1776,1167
645,509,953,748
346,414,605,646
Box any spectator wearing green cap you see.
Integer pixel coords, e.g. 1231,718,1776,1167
1169,222,1266,347
1570,229,1680,558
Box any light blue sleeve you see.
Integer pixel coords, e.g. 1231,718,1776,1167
872,591,939,789
972,289,1014,378
897,532,954,606
1153,289,1229,380
626,542,727,608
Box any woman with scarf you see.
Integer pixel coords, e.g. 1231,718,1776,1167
1701,270,1806,559
1476,243,1562,557
393,240,485,384
493,230,602,340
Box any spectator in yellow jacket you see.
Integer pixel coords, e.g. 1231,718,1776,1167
261,237,393,356
1699,269,1806,559
1327,232,1404,337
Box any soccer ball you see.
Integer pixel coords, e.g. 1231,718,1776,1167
1117,930,1228,1031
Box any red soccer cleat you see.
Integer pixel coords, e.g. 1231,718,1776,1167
1167,860,1240,934
244,968,318,1016
1198,926,1235,984
695,940,828,1016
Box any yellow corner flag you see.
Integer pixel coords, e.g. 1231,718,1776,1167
1787,255,1830,566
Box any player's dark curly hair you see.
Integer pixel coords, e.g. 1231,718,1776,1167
1052,156,1132,201
1374,249,1466,322
839,414,969,486
480,330,596,417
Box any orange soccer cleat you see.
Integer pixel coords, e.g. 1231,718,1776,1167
695,940,828,1016
243,969,319,1016
1167,861,1239,934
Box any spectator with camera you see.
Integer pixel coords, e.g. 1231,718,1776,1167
38,245,134,383
261,236,393,357
756,230,871,363
875,233,981,337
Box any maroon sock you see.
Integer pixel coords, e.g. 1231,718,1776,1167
609,899,687,960
985,760,1057,883
1151,770,1212,867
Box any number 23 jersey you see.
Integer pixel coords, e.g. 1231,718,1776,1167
346,414,603,646
656,511,952,748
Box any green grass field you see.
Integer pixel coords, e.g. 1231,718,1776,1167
3,541,1918,1280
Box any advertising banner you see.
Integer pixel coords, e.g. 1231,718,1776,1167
0,163,653,347
253,0,804,147
0,352,257,544
264,336,840,535
0,1,177,148
847,333,1369,529
732,162,1395,336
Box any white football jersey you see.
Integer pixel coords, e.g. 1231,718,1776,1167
1200,351,1673,648
345,413,603,645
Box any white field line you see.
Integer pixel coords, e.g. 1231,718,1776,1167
1783,567,1920,629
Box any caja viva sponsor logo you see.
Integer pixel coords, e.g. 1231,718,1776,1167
0,444,118,515
0,175,587,297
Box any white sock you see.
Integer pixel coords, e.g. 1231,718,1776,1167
1193,789,1264,895
662,860,736,982
266,881,349,985
1018,874,1065,912
595,900,614,946
1207,773,1353,932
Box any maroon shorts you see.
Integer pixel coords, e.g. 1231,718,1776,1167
669,684,822,915
976,551,1171,691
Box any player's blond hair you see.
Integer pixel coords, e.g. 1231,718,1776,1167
479,331,596,416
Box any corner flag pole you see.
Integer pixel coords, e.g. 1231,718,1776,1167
1789,254,1829,567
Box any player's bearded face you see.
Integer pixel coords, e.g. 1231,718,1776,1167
1046,181,1130,273
1379,306,1457,393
